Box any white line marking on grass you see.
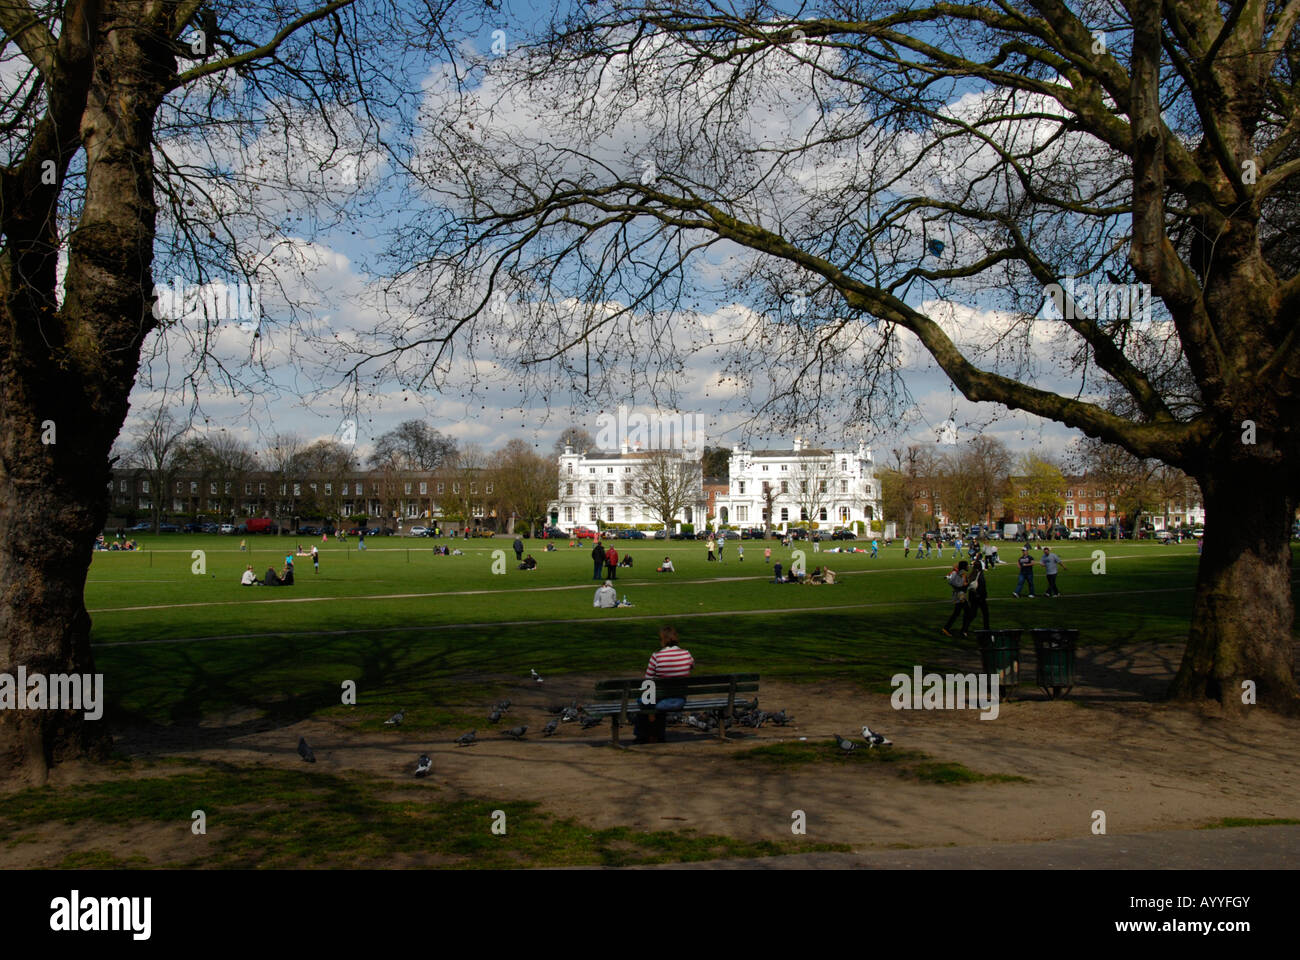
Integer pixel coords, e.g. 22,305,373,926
92,583,1209,648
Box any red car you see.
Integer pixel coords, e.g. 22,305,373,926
572,526,599,539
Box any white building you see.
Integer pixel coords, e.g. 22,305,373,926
714,438,881,532
552,443,705,530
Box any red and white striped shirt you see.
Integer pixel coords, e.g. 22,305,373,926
645,645,694,678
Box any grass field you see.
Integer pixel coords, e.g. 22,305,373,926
7,534,1295,869
85,535,1215,726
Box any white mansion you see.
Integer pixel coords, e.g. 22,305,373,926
552,438,881,532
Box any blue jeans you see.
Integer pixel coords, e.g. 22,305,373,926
1015,572,1034,595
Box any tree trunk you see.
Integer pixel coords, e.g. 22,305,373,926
0,2,168,779
1171,467,1300,716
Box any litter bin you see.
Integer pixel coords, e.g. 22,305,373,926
975,629,1021,697
1032,628,1078,699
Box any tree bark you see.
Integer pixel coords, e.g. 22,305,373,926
0,1,169,780
1171,465,1300,715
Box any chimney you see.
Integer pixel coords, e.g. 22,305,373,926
620,438,629,455
792,436,803,452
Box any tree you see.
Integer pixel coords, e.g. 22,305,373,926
0,0,461,777
369,420,457,471
880,446,936,539
759,479,778,536
412,2,1300,713
296,439,356,521
495,439,558,536
933,452,981,527
122,408,189,532
1069,436,1162,536
792,458,832,529
632,450,700,532
1010,455,1067,531
701,445,731,479
554,427,595,456
964,437,1012,527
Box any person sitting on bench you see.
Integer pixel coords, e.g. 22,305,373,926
634,625,694,744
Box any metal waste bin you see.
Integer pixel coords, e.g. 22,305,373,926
1032,628,1078,699
975,629,1021,697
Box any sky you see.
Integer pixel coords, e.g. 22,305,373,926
114,1,1128,468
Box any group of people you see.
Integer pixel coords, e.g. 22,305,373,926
94,534,138,551
937,544,1067,638
590,540,623,580
704,535,743,561
242,561,295,586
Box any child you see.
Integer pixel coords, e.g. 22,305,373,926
737,545,744,562
311,545,319,573
764,546,772,564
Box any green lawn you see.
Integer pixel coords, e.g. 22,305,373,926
84,535,1230,727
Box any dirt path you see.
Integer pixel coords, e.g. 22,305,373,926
8,640,1294,868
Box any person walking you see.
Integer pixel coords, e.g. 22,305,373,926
903,536,911,558
311,545,319,574
941,561,970,637
239,538,247,552
706,536,716,562
513,536,524,562
605,543,619,581
961,558,990,637
358,530,366,551
591,539,606,579
1042,547,1066,596
870,538,878,558
1013,546,1036,598
717,534,725,562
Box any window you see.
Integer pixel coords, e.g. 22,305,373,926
801,463,808,472
224,482,231,494
607,467,614,473
565,507,574,522
173,499,184,512
1095,502,1105,512
762,465,769,471
244,482,251,495
642,482,649,494
819,508,828,521
623,482,631,495
1066,489,1074,498
566,483,574,495
921,504,930,513
325,483,332,495
259,483,266,495
279,484,286,495
738,481,746,494
452,482,460,494
840,479,847,492
404,482,412,494
293,483,301,496
589,507,598,521
781,464,788,471
486,482,494,494
567,465,573,475
800,508,808,521
624,467,630,473
119,480,126,492
780,508,789,521
606,483,614,495
175,481,183,493
190,481,198,494
589,467,595,474
437,483,444,494
343,483,350,495
736,506,748,522
142,480,150,493
841,459,847,470
762,480,770,492
840,506,849,522
1065,504,1074,517
800,480,808,493
780,480,788,494
819,480,827,493
209,482,217,495
588,483,596,496
470,482,478,494
419,482,427,494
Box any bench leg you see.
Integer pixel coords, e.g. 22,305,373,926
716,715,726,741
611,717,620,745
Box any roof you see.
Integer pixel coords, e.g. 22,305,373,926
744,448,837,458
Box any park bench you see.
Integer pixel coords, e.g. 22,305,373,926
583,673,760,745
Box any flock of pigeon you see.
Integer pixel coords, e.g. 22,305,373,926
293,668,891,777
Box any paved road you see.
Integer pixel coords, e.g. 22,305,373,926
623,825,1300,869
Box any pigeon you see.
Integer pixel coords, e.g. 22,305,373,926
546,704,565,715
579,714,604,729
833,733,858,753
561,706,581,723
530,669,543,683
384,709,405,726
488,709,502,723
862,725,893,748
494,698,511,712
502,725,527,740
297,737,316,763
542,718,559,736
414,754,432,777
770,710,793,726
685,714,709,731
454,729,477,746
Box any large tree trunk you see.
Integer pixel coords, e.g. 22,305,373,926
1171,466,1300,716
0,2,168,780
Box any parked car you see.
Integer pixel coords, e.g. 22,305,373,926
618,529,646,539
572,526,599,539
669,531,697,540
158,523,180,532
129,521,152,531
408,526,429,536
831,529,856,540
219,523,236,534
540,526,565,538
297,525,320,536
1192,528,1205,538
1068,528,1085,539
652,529,669,539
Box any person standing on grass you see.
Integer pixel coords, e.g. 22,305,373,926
240,538,247,552
1042,547,1066,596
764,545,772,564
941,561,970,637
605,543,619,581
358,530,367,551
513,536,524,562
706,536,716,561
1013,546,1036,598
717,534,725,562
961,558,990,637
737,544,744,562
311,545,319,574
591,539,606,579
870,538,878,558
904,535,910,558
